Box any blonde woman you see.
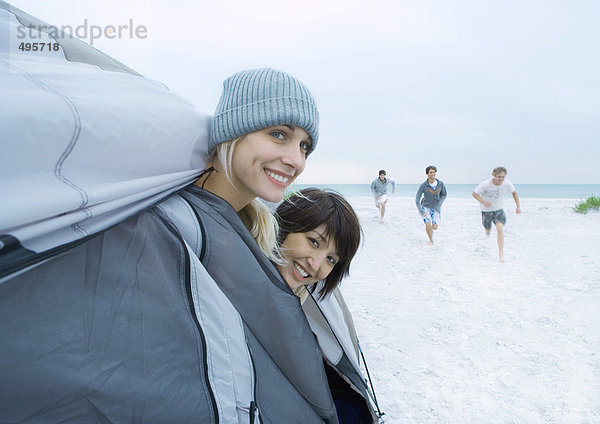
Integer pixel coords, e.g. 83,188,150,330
1,69,337,423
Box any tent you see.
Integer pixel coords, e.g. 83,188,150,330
304,287,385,423
0,2,383,422
0,0,209,278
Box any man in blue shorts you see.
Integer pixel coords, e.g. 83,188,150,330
415,165,447,244
472,166,521,262
370,169,396,223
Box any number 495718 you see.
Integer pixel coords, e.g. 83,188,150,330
18,42,60,52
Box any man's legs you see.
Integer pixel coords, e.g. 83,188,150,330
495,222,504,261
423,208,435,244
482,212,492,236
431,210,440,232
376,195,388,223
425,222,434,244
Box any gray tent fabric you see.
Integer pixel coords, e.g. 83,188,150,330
0,2,208,278
0,0,140,74
0,187,341,423
180,187,339,423
0,206,218,423
156,197,257,423
303,289,380,423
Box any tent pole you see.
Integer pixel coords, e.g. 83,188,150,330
359,342,385,421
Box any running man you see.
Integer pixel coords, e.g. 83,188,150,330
472,166,521,262
370,169,396,223
415,165,447,245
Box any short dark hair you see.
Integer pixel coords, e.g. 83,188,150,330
378,169,386,175
275,188,362,299
426,165,437,174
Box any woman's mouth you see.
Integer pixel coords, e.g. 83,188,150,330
265,169,291,186
293,261,310,279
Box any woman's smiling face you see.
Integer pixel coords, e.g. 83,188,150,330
277,224,340,290
230,125,312,206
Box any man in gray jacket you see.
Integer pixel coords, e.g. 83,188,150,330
415,165,447,244
370,169,396,223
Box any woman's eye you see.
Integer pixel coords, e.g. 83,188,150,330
327,256,336,265
308,237,318,247
299,141,312,152
271,131,285,140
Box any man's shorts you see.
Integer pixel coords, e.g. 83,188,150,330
421,207,441,225
374,195,388,208
481,209,506,230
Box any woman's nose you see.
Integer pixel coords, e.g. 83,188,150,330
281,142,306,173
306,253,326,274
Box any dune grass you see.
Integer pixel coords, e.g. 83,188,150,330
573,195,600,214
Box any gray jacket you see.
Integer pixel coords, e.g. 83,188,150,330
370,177,396,197
415,179,447,212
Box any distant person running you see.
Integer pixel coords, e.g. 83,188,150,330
370,169,396,223
415,165,447,245
472,166,521,262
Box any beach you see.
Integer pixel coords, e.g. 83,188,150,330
340,197,600,423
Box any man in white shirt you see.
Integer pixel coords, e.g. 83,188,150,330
472,166,521,262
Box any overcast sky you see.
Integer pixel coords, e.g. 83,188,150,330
9,0,600,183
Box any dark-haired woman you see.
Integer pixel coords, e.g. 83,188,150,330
275,188,378,424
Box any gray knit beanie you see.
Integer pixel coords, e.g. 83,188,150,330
209,68,319,153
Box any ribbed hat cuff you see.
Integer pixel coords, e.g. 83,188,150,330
209,97,319,151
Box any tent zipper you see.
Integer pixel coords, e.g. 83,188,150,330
246,341,262,424
155,209,219,423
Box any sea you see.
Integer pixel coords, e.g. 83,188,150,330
289,184,600,199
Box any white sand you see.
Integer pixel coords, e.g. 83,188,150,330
340,197,600,423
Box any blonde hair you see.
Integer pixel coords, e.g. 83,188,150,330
211,139,282,263
492,166,507,176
